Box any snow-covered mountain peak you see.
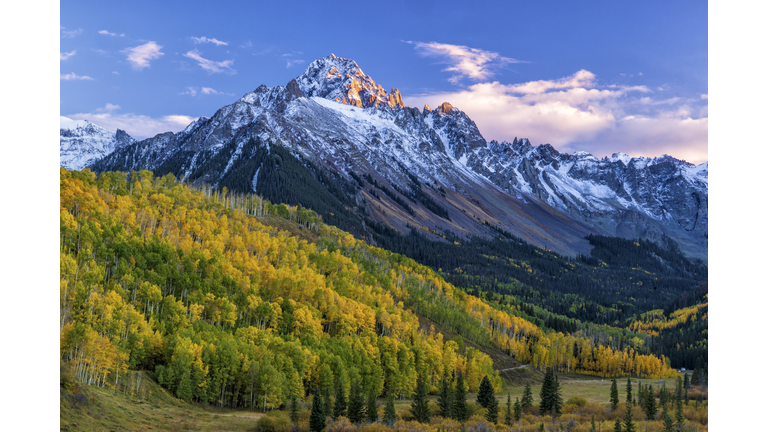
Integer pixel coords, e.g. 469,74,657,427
60,116,135,170
297,54,404,109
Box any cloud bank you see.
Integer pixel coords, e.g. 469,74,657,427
121,42,164,70
65,106,196,140
404,61,707,164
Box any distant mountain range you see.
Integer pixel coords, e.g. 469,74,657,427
64,54,707,260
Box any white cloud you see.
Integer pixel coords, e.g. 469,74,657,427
180,87,197,96
407,41,527,84
95,103,121,112
98,30,124,37
121,42,164,70
286,59,305,68
181,86,232,96
60,50,76,61
701,94,708,99
404,70,708,164
65,111,196,140
191,36,228,46
201,87,221,95
183,49,235,74
61,27,83,38
60,72,94,81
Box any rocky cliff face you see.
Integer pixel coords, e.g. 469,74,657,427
90,54,707,260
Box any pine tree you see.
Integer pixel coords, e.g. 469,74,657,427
521,382,534,410
410,374,431,424
453,371,469,422
504,393,513,426
333,380,346,420
662,414,675,432
310,393,326,432
610,378,620,410
485,392,499,424
347,381,365,424
623,402,636,432
367,385,378,423
477,375,494,408
644,385,657,420
614,418,623,432
683,373,690,390
323,386,332,420
436,375,453,419
539,367,554,415
626,378,633,405
383,392,397,425
675,376,683,411
675,402,685,427
513,397,522,421
590,415,597,432
290,395,300,424
538,423,545,432
684,385,689,405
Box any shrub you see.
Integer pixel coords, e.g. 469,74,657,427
257,411,293,432
565,396,587,408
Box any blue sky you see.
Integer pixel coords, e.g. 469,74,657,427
60,0,708,163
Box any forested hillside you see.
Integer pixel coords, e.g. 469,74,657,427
60,169,680,411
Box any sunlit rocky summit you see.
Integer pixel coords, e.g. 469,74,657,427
73,54,707,259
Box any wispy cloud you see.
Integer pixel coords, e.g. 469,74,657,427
183,49,235,74
406,41,527,84
60,50,76,61
98,29,125,37
121,42,164,70
61,72,94,81
286,59,305,68
180,86,232,96
191,36,228,46
65,110,197,140
404,70,708,164
61,27,83,38
95,103,121,112
700,94,708,100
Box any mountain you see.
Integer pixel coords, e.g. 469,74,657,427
90,54,707,260
60,116,135,170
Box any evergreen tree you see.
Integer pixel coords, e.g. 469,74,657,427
539,367,563,416
290,395,300,424
626,378,633,405
513,397,522,421
683,373,690,390
614,418,623,432
453,371,470,422
623,403,636,432
310,393,326,432
477,375,494,408
521,382,534,410
333,380,346,420
644,385,657,420
538,423,545,432
675,403,685,427
367,386,379,423
436,375,453,419
590,415,597,432
610,378,620,410
485,392,499,424
323,386,332,420
383,392,397,425
410,374,431,424
662,414,675,432
637,382,644,410
504,393,513,426
675,376,683,410
347,382,365,424
684,385,689,405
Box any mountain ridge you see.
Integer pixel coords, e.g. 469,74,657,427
83,54,706,260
